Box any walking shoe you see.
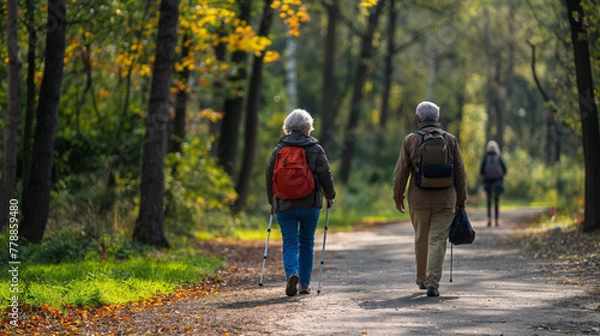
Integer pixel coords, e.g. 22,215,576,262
286,274,299,296
299,284,311,294
426,287,439,297
416,281,427,290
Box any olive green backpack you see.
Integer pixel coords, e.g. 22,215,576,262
413,129,455,189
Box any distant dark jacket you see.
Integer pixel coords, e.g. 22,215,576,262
266,132,336,212
479,152,507,182
480,152,507,194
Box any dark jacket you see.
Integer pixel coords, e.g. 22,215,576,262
266,132,336,212
479,152,507,182
393,124,468,209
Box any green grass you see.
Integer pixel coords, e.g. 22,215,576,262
233,228,282,240
0,252,224,309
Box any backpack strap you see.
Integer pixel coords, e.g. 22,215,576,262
412,128,447,142
412,129,427,142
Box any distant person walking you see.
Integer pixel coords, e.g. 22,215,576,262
393,101,467,297
480,140,507,227
266,109,336,297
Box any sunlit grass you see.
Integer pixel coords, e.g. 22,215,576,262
0,254,224,309
234,228,282,240
525,212,580,232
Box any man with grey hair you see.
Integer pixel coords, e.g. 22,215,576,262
393,101,467,297
266,109,336,296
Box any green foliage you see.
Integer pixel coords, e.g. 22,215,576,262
164,137,240,236
458,100,488,191
502,150,584,211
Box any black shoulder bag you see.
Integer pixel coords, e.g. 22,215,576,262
449,206,475,245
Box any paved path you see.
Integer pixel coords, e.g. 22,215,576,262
244,209,599,336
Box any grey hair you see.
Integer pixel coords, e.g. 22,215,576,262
415,101,440,123
486,140,501,155
282,109,314,135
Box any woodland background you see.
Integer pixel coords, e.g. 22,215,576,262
0,0,599,252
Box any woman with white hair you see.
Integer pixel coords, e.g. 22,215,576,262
480,140,507,227
265,109,336,296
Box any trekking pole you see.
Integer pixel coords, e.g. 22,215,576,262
317,207,331,295
258,212,274,287
449,243,453,283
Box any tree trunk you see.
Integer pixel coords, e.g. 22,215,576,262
21,0,37,192
338,0,385,184
319,0,339,154
20,0,67,243
0,0,21,232
565,0,600,233
286,36,298,109
379,0,395,128
527,41,561,164
493,87,506,150
208,27,228,154
133,0,181,247
495,1,517,151
168,31,191,154
233,0,274,212
483,7,494,139
217,0,252,176
426,34,436,101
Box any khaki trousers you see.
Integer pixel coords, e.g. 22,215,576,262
409,207,454,289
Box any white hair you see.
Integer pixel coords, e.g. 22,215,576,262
486,140,501,155
415,101,440,123
282,109,314,135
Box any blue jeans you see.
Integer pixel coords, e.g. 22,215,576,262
276,207,320,285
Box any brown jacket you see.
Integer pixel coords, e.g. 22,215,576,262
393,124,467,209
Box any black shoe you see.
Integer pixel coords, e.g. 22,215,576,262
487,221,491,228
299,284,311,294
427,287,439,297
416,281,427,290
286,274,299,296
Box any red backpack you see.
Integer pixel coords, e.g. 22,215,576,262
272,146,315,199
